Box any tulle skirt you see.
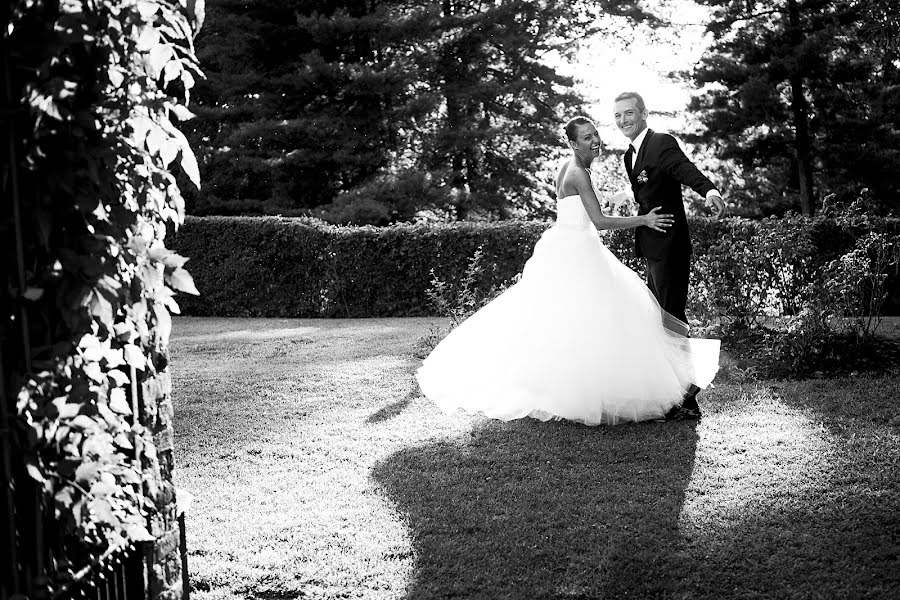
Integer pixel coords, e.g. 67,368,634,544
415,223,720,426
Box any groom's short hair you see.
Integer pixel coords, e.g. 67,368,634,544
614,91,646,112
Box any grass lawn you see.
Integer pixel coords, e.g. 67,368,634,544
170,317,900,600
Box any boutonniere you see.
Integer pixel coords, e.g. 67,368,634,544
636,170,649,185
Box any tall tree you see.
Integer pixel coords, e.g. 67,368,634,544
859,0,900,60
185,0,656,222
688,0,900,216
184,0,432,215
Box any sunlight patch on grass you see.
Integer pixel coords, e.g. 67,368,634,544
680,384,834,531
176,327,320,343
171,317,900,599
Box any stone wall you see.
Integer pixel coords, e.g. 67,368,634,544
141,362,187,600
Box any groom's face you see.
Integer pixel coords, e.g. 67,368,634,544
614,98,648,141
571,123,602,162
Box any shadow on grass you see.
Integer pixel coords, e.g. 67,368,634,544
372,417,699,600
676,380,900,599
367,388,418,423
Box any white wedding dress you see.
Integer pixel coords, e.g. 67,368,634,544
415,194,721,425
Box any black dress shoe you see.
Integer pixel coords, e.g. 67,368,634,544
665,405,701,421
682,384,702,412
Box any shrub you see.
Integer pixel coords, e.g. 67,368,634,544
5,0,203,587
170,216,548,317
169,214,900,319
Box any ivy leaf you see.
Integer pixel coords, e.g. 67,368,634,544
53,397,82,419
107,369,130,387
103,347,126,369
113,432,134,450
88,289,114,326
71,415,100,431
181,145,201,188
123,468,142,485
113,321,137,342
167,267,199,295
148,44,174,79
109,388,132,415
30,89,63,120
125,523,154,542
75,462,101,485
135,26,160,52
108,67,125,88
146,125,167,157
123,344,146,371
162,59,183,86
153,302,172,344
84,361,104,383
79,334,103,361
169,103,195,121
89,497,121,527
163,253,189,269
97,401,119,429
181,68,196,91
153,284,175,302
159,136,179,168
90,480,119,498
136,0,159,19
162,293,181,315
142,262,164,292
26,462,47,484
55,486,76,511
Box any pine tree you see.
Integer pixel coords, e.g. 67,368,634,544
185,0,655,222
688,0,900,215
184,0,433,215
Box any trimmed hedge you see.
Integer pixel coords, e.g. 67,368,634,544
169,215,900,317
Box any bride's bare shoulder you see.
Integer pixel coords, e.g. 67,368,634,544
557,159,588,197
556,159,570,183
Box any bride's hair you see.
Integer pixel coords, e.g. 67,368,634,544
564,116,595,142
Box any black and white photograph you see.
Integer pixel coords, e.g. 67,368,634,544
2,0,899,599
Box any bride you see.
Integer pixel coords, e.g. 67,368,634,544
416,117,720,425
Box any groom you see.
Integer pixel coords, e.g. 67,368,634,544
614,91,725,420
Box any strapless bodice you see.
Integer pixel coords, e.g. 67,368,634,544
555,195,592,228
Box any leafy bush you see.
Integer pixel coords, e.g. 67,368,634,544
170,217,547,317
416,245,522,356
171,214,900,320
5,0,203,583
710,200,900,378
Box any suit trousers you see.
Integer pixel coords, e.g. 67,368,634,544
645,253,700,408
645,252,690,332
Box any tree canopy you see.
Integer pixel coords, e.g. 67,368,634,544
184,0,653,223
687,0,900,216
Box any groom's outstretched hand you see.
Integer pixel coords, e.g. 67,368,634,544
708,192,726,220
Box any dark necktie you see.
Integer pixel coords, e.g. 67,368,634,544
625,144,635,175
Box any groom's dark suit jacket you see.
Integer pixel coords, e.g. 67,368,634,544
625,129,716,261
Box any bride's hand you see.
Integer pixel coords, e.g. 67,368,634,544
642,207,675,232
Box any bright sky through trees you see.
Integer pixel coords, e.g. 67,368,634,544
558,0,714,148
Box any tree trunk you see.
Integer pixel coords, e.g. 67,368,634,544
441,0,470,218
787,0,816,215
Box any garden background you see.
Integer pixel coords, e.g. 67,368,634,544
4,1,900,599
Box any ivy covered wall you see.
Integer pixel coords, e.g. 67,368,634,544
2,0,204,597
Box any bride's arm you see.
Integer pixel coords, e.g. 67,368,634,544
572,169,673,232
